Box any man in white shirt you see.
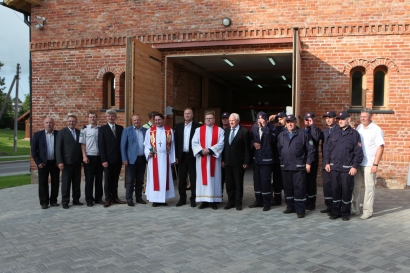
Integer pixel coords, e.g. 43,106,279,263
352,109,385,219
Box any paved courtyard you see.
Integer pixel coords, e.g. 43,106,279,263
1,171,410,273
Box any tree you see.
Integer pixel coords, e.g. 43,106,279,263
0,61,14,128
19,94,30,116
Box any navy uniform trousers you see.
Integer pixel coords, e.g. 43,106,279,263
253,163,272,208
322,169,333,209
330,171,354,217
282,170,307,214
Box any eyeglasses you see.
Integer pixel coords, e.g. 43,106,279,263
205,118,215,120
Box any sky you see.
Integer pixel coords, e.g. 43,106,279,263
0,5,30,101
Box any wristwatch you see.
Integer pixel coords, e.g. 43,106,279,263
373,163,378,166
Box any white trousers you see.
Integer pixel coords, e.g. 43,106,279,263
352,166,376,216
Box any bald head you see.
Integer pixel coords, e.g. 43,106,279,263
44,117,55,133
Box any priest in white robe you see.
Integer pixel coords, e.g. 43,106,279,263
192,112,224,209
144,113,175,206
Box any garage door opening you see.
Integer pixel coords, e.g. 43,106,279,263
167,52,293,129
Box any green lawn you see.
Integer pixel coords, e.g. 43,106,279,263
0,129,30,156
0,174,31,189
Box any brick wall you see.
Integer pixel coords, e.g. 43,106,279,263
29,0,410,187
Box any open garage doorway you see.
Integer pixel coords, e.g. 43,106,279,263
166,52,294,129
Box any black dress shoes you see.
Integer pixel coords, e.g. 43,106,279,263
175,199,186,207
224,203,235,210
236,205,242,211
94,200,104,205
342,216,350,221
190,200,197,207
198,202,209,209
297,213,305,218
263,206,271,211
41,204,48,209
210,203,218,210
152,202,168,207
248,202,263,208
320,207,332,213
136,198,146,204
127,200,135,207
87,203,93,207
112,198,126,204
329,214,341,220
305,206,315,211
62,204,69,209
73,201,83,206
283,208,296,214
103,200,111,208
50,203,60,207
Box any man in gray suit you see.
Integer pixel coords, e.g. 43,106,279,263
56,114,83,209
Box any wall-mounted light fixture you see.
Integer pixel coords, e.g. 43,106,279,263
281,75,286,81
222,18,231,27
223,58,234,66
34,15,46,29
288,84,292,88
245,76,253,81
257,84,263,89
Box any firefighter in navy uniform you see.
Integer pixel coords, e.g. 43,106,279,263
268,112,287,206
303,112,323,211
277,114,315,218
249,111,275,211
325,112,363,221
320,111,338,214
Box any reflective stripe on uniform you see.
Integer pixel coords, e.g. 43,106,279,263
342,200,351,204
296,164,305,167
262,192,271,195
294,198,307,202
307,195,316,198
333,200,341,203
324,197,333,200
343,165,352,168
286,196,294,199
262,159,272,162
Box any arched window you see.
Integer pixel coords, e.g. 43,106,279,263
103,72,115,108
350,67,366,108
373,66,388,108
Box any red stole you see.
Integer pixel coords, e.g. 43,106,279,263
150,125,172,191
200,125,219,185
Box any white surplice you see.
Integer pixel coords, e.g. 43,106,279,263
192,125,224,202
144,126,175,203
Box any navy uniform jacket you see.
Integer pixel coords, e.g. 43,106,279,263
325,126,364,173
321,124,339,170
277,127,316,171
250,122,275,165
272,125,285,164
304,124,323,165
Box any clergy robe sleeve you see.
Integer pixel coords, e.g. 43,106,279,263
144,128,152,161
191,128,203,157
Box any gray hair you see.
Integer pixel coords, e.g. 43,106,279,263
361,108,373,116
229,113,240,121
106,109,117,116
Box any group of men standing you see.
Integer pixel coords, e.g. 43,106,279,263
32,107,384,221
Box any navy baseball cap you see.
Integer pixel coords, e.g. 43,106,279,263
221,112,230,119
336,112,350,119
323,111,336,118
257,111,267,120
304,112,315,120
285,114,297,121
277,112,287,118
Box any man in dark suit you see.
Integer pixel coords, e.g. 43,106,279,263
120,114,148,206
56,115,83,209
174,108,201,207
31,117,60,209
98,109,126,207
222,113,250,211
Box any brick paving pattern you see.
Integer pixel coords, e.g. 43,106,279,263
1,171,410,273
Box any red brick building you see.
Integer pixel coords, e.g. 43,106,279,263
4,0,409,187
